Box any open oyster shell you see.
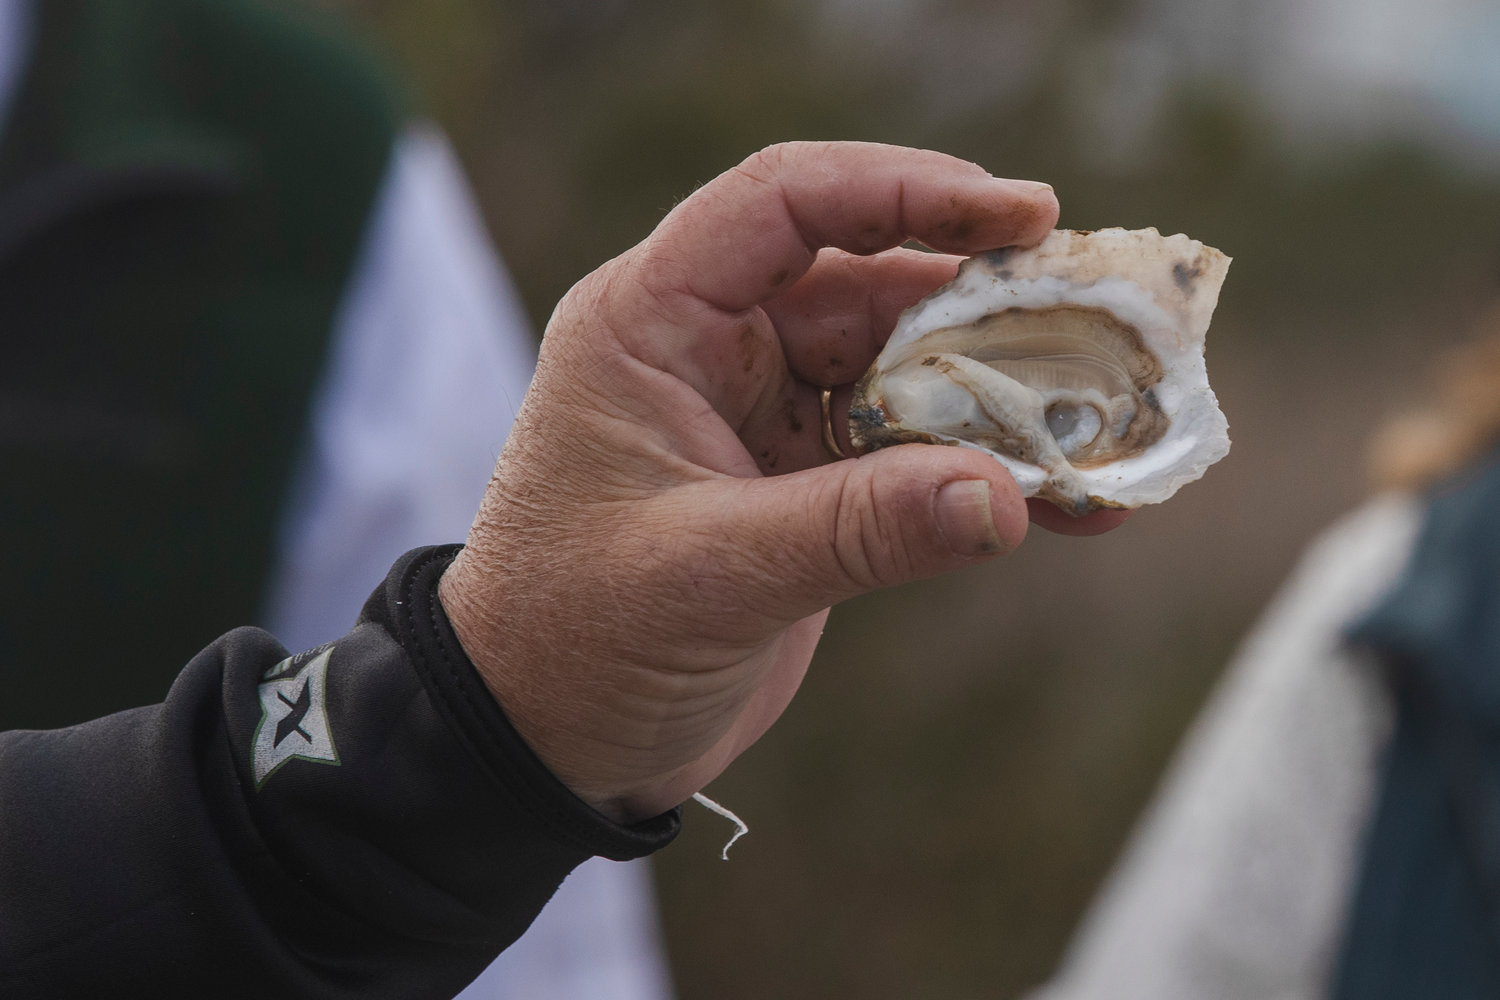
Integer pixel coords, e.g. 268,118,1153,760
849,228,1231,513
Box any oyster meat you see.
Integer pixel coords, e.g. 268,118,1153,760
850,228,1231,513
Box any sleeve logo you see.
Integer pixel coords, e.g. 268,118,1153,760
252,646,340,789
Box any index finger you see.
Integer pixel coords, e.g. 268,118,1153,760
644,141,1058,314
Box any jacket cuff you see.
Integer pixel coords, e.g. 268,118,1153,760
366,545,680,862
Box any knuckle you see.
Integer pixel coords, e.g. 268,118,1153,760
740,141,829,183
737,144,789,184
825,467,921,592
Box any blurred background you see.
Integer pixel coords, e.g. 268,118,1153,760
321,1,1500,996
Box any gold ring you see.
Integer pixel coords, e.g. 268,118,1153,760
820,388,847,460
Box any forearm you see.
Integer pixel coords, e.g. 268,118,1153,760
0,546,677,999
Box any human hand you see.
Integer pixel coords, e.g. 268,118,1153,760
439,142,1126,822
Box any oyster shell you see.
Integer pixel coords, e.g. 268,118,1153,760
850,228,1230,513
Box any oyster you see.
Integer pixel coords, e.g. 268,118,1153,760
849,228,1231,513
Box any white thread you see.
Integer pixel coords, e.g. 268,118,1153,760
691,791,748,860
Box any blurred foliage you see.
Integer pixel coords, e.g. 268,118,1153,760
317,1,1500,996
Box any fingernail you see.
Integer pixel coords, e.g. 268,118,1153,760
996,177,1054,196
935,480,1004,556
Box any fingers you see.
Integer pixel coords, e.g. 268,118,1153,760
672,443,1031,627
646,141,1058,314
737,248,965,475
1026,499,1135,536
763,247,965,387
564,142,1056,451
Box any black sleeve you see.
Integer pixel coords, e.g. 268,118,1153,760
0,546,679,999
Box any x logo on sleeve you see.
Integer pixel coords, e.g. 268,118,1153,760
253,646,340,789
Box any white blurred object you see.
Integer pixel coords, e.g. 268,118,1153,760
1025,496,1422,1000
263,125,674,1000
263,125,534,646
458,855,675,1000
0,0,30,135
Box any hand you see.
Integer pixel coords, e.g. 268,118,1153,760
439,141,1125,822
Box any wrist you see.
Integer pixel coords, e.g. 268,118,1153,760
437,550,656,822
382,546,680,851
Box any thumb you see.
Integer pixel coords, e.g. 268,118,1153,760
685,444,1030,626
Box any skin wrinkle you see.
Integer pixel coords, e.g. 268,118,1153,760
623,293,780,432
648,511,786,641
537,342,752,482
727,149,780,189
890,174,908,253
774,173,822,265
668,214,816,316
780,471,867,599
597,484,803,652
534,610,770,805
614,505,775,646
621,284,794,461
825,465,883,594
606,250,755,369
871,465,931,580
